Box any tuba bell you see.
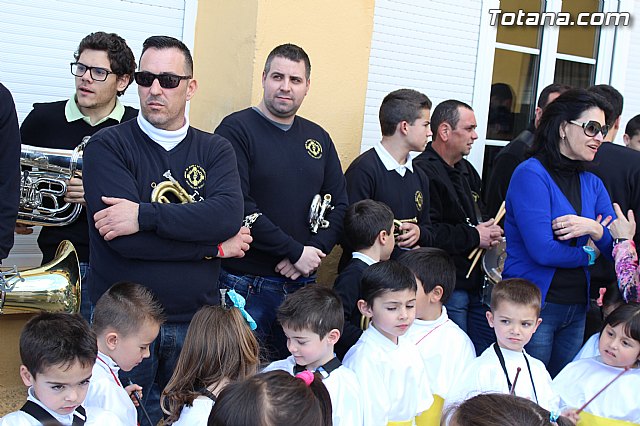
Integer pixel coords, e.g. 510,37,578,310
309,194,333,234
18,139,88,226
0,240,81,314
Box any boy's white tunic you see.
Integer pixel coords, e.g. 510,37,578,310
405,306,476,400
0,387,124,426
173,398,214,426
84,352,137,425
553,357,640,423
573,333,600,361
263,355,364,426
445,344,559,413
343,325,433,425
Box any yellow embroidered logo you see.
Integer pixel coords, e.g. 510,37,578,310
184,165,206,189
305,139,323,159
415,190,424,212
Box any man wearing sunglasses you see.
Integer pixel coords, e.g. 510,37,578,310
17,31,138,322
215,43,348,361
83,35,248,424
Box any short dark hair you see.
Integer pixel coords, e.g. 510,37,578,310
537,83,571,109
601,302,640,343
74,31,136,96
277,285,344,337
360,260,417,306
344,200,394,251
379,89,432,136
209,370,332,426
431,99,473,136
588,84,623,125
490,278,542,317
625,114,640,138
398,248,455,304
141,35,194,75
530,88,612,171
20,312,97,377
93,282,165,337
264,43,311,80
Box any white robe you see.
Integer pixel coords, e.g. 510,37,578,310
343,325,433,425
0,387,123,426
173,398,214,426
405,306,476,400
553,357,640,423
84,352,137,425
263,355,364,426
445,344,559,413
573,333,600,361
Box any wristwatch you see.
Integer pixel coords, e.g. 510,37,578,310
582,246,596,266
613,238,629,246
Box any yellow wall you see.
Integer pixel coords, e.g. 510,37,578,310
190,0,375,167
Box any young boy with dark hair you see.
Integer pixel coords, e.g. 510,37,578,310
333,199,395,359
398,248,475,422
1,313,123,425
84,282,165,425
624,114,640,151
263,285,363,426
445,278,559,415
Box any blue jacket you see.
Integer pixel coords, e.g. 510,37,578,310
503,157,614,302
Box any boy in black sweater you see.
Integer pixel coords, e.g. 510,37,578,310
333,199,394,359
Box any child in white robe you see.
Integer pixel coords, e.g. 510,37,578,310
343,260,433,425
445,279,560,417
399,248,475,425
553,303,640,424
85,282,164,426
263,285,363,426
160,301,260,425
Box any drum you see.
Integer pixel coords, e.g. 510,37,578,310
482,237,506,285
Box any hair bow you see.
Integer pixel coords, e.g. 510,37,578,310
227,289,257,330
596,287,607,307
295,370,315,387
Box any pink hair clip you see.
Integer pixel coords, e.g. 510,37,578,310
295,370,314,387
596,287,607,307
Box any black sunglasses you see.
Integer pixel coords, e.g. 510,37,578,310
134,71,191,89
569,120,610,138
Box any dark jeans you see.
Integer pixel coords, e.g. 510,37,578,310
218,268,314,361
78,262,92,323
445,288,496,355
119,321,189,426
525,301,587,378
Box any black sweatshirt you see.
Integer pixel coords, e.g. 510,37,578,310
83,119,243,321
215,108,348,277
0,84,20,261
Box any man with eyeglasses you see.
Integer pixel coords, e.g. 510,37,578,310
17,31,138,322
83,35,248,424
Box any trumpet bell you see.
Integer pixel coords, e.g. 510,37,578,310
0,240,81,314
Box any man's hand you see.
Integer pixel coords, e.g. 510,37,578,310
15,223,34,235
396,222,420,248
93,196,140,241
609,202,636,240
218,227,252,258
476,219,503,249
275,258,301,280
64,172,86,205
275,246,326,279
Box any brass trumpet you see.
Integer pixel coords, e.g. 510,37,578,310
151,170,201,203
309,194,333,234
0,240,81,314
393,217,418,238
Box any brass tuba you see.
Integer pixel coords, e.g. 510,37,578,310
151,170,201,203
18,139,88,226
309,194,333,234
0,240,81,314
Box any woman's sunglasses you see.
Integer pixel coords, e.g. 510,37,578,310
569,120,610,138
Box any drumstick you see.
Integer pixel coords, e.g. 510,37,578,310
467,202,506,260
575,367,630,414
466,249,482,279
509,367,522,395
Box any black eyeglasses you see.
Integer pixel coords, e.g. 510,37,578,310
134,71,191,89
569,120,610,138
70,62,114,81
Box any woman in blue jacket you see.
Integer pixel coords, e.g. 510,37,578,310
503,89,615,377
